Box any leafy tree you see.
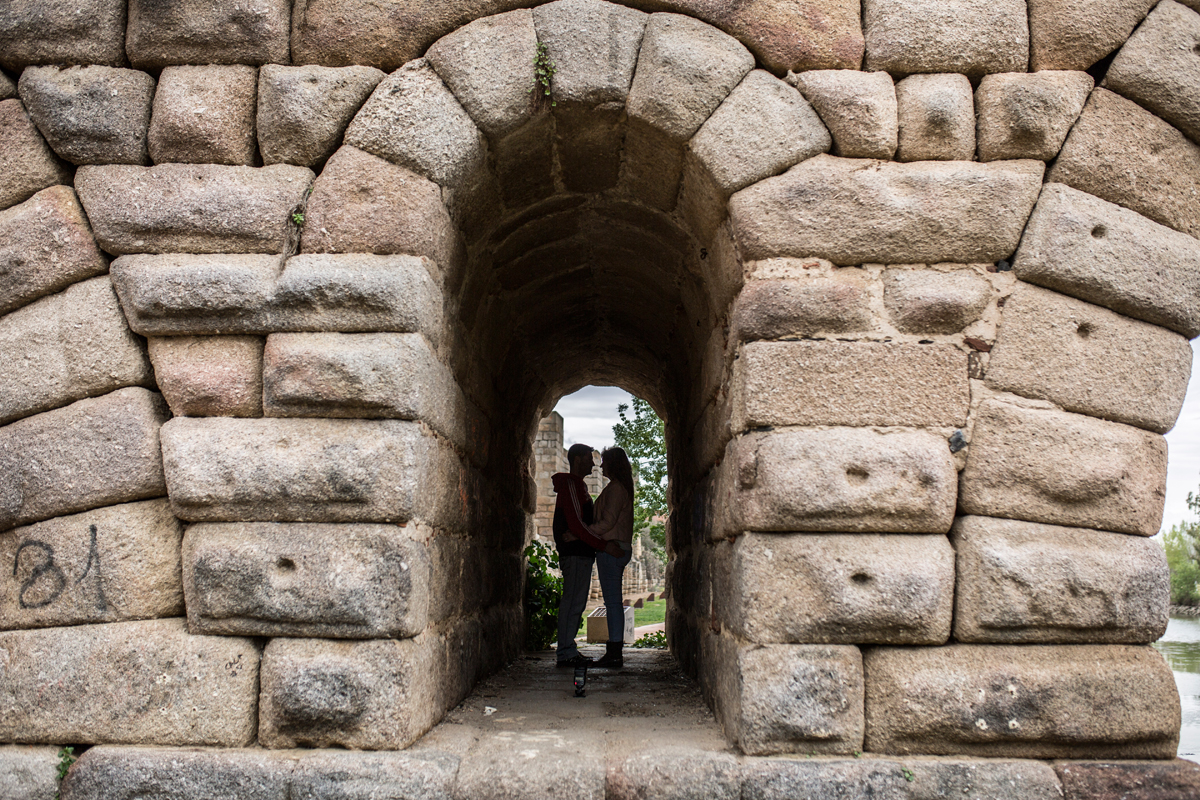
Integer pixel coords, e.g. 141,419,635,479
612,397,668,556
1165,489,1200,606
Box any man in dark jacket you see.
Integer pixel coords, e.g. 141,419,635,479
552,443,605,668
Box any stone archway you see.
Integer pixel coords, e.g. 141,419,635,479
2,0,1200,794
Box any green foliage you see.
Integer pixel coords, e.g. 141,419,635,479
630,630,667,649
1165,489,1200,606
291,210,306,227
524,540,562,651
55,746,77,799
612,397,668,561
529,43,557,106
900,766,915,783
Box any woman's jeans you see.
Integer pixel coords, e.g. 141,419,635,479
596,545,633,643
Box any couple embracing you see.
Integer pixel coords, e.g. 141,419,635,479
551,443,636,670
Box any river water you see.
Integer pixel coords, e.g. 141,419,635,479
1154,614,1200,762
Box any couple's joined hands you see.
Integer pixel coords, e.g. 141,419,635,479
602,540,624,558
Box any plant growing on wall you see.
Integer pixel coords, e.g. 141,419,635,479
529,42,556,108
524,540,562,651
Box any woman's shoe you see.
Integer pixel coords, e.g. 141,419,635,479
594,641,623,668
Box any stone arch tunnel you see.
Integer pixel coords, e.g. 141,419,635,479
2,0,1200,796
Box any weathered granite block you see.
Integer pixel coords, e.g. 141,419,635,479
975,71,1093,162
532,0,647,107
183,522,430,639
18,65,155,165
608,747,740,800
960,400,1167,536
75,163,313,254
126,0,291,68
1027,0,1156,71
1,499,183,631
0,388,169,533
1013,183,1200,338
450,724,606,800
259,635,439,750
730,264,874,341
60,746,295,800
0,0,127,70
148,336,264,418
291,750,460,800
731,341,969,430
148,66,259,166
882,268,991,333
790,69,897,160
726,533,954,645
0,99,70,211
730,155,1044,265
1054,760,1200,800
0,70,14,100
111,254,277,333
864,644,1180,758
863,0,1029,77
160,417,465,530
0,276,152,425
714,428,958,536
986,284,1192,434
1049,88,1200,239
952,515,1169,644
694,0,864,74
895,73,975,162
0,618,260,746
0,746,59,800
257,65,385,167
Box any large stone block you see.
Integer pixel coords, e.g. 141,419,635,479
0,185,108,316
608,747,740,800
0,70,14,100
291,750,460,800
0,746,59,800
1054,760,1200,800
729,155,1045,265
952,516,1169,644
18,65,155,165
713,428,958,536
882,268,992,334
1013,183,1200,338
895,73,975,162
863,0,1029,77
300,145,457,267
0,99,70,211
183,522,430,639
730,263,874,341
451,729,606,800
148,336,264,418
61,747,296,800
864,644,1180,757
696,0,864,74
0,388,169,533
258,635,438,749
0,618,260,746
345,59,486,191
126,0,291,68
1106,0,1200,145
148,66,259,167
1028,0,1156,71
0,499,183,631
532,0,647,107
75,163,314,254
975,71,1093,162
160,417,465,529
960,400,1166,536
0,276,152,425
0,0,126,70
986,284,1191,434
790,70,897,160
732,341,969,430
1048,88,1200,239
112,253,443,338
257,65,385,168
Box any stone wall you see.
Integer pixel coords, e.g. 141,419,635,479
1,0,1198,793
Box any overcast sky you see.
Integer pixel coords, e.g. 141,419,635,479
553,343,1200,534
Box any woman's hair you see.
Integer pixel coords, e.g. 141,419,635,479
601,446,635,498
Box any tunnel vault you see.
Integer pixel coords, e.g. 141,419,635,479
2,0,1200,794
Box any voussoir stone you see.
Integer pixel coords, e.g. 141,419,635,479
790,70,897,159
0,618,260,746
0,0,127,70
864,644,1179,757
0,276,152,426
713,428,957,536
895,73,975,162
731,264,874,341
1054,760,1200,800
0,746,59,800
1028,0,1156,71
952,515,1169,644
863,0,1029,77
729,155,1045,264
1106,0,1200,145
726,533,954,644
126,0,290,68
149,65,259,167
18,65,154,165
533,0,648,107
882,268,992,333
731,341,970,430
257,65,385,167
959,399,1167,536
0,99,70,212
975,71,1093,162
61,747,296,800
76,163,312,254
0,499,183,631
0,185,108,316
148,336,264,417
259,635,439,749
1048,88,1200,240
1013,183,1200,338
160,417,466,530
0,388,169,533
184,522,430,639
986,283,1192,434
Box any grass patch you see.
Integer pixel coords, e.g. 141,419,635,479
634,598,666,627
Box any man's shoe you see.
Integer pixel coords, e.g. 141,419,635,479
594,642,623,668
556,653,593,668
